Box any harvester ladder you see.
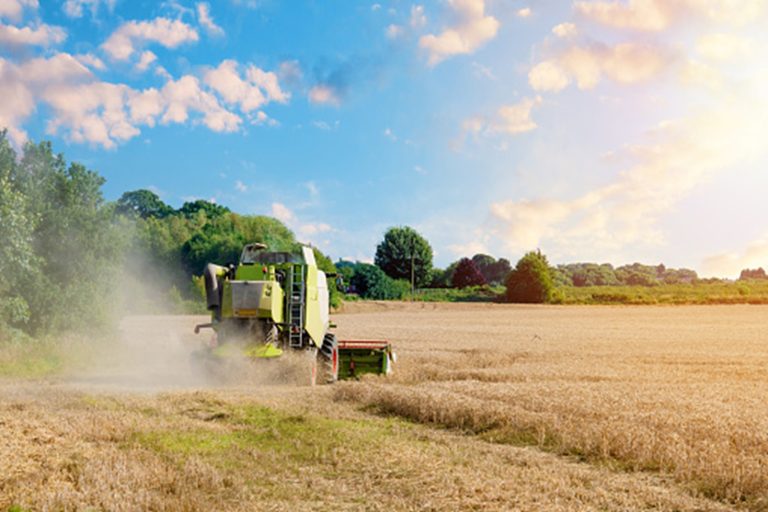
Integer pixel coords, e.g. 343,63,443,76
287,264,305,348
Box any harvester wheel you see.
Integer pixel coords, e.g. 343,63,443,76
318,333,339,384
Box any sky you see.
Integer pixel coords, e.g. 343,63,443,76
1,0,767,277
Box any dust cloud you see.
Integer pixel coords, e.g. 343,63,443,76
63,315,315,392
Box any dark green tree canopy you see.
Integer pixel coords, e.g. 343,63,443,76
349,263,409,300
506,250,556,303
116,189,174,219
374,226,433,287
452,258,486,288
177,199,230,219
471,253,512,285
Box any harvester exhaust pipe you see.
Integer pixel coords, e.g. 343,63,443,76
204,263,224,311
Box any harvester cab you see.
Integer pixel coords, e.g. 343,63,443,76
195,243,393,384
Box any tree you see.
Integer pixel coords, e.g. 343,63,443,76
452,258,486,288
374,226,433,288
115,189,173,218
740,268,768,280
177,199,230,219
471,254,512,285
350,263,408,300
506,250,556,303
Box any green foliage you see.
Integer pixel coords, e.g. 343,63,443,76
556,262,698,287
115,189,174,218
452,258,486,288
471,254,511,285
739,268,767,280
349,263,409,300
177,199,230,219
558,280,768,305
374,226,433,287
506,251,556,304
312,247,342,309
412,285,503,302
0,133,127,335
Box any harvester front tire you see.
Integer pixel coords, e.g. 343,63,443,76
318,333,339,384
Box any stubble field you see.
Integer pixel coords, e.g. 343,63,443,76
3,303,768,511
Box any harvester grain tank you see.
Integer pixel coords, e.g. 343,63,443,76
195,243,393,383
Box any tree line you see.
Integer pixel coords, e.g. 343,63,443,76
3,133,764,343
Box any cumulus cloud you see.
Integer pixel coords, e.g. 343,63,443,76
696,33,752,61
74,53,106,70
62,0,116,18
204,59,288,112
702,237,768,279
197,2,224,37
0,22,66,46
0,53,291,149
410,5,427,28
490,96,767,255
271,202,333,242
575,0,765,32
529,42,672,92
464,97,541,138
134,50,157,72
271,202,295,223
0,0,37,22
102,17,199,61
552,22,577,38
308,84,340,106
517,7,532,18
419,0,499,66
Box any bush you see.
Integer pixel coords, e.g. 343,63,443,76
350,264,408,300
506,251,556,303
452,258,486,288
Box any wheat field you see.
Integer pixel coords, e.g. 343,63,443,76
335,302,768,509
2,303,767,510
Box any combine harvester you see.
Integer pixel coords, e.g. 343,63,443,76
195,243,394,384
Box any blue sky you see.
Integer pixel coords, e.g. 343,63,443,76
1,0,767,276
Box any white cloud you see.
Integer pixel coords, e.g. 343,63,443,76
0,0,37,22
204,59,288,113
419,0,499,66
271,202,295,223
575,0,766,32
410,5,427,28
160,74,241,132
464,97,541,138
102,17,199,61
0,53,289,149
235,180,247,192
134,50,157,72
552,22,577,38
490,99,767,255
0,22,66,46
371,3,381,12
517,7,532,18
383,127,397,141
696,33,752,62
702,236,768,279
308,84,340,106
197,2,224,37
529,42,672,92
278,60,302,84
63,0,116,18
386,23,404,39
74,53,105,70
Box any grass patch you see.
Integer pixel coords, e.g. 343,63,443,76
0,338,65,378
133,405,403,467
557,280,768,305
